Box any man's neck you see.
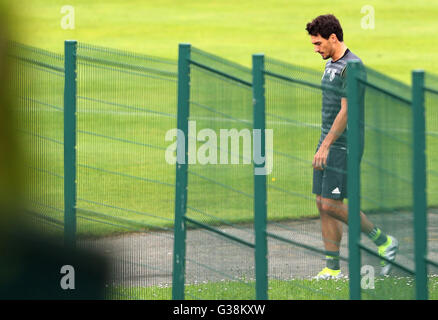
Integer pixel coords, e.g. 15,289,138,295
331,43,347,62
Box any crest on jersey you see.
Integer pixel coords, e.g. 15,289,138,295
323,68,337,82
329,69,336,81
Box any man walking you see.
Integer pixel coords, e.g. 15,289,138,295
305,14,399,279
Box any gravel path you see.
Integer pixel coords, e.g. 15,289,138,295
79,212,438,287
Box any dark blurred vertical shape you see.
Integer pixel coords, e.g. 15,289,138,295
0,1,22,232
0,1,108,299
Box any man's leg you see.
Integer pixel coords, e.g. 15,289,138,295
315,195,343,277
314,148,398,277
316,195,343,252
314,160,344,277
320,196,399,276
319,197,374,234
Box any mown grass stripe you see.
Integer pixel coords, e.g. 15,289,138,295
78,54,177,77
77,164,175,188
18,129,64,145
77,197,173,224
78,130,167,151
77,95,176,118
17,96,63,112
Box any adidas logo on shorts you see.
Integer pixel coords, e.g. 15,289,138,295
331,187,341,194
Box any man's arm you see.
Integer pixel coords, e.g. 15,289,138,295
312,97,348,170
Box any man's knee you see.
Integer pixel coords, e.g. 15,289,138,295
320,198,342,215
316,196,323,212
316,197,332,220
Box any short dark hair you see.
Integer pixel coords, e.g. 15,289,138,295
306,14,343,42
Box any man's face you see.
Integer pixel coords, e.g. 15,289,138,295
310,34,333,60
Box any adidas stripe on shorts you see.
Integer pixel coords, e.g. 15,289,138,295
312,147,347,200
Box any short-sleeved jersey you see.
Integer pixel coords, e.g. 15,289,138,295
318,49,362,149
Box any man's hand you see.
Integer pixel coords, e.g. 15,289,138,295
313,97,348,170
313,144,330,170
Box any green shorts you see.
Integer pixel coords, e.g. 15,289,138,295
312,147,347,200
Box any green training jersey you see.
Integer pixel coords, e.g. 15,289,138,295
318,48,363,149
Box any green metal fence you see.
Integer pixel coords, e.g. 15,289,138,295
425,72,438,296
74,42,178,299
347,62,430,300
10,42,65,238
13,40,179,299
253,55,351,300
250,55,435,300
12,39,437,300
173,44,256,300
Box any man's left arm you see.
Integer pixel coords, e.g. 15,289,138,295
312,97,348,170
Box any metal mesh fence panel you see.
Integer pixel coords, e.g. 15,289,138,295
180,46,256,299
425,72,438,295
357,67,415,299
12,40,438,299
75,43,178,299
10,42,65,238
263,57,349,300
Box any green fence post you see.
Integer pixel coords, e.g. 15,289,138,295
64,40,77,249
252,54,268,300
347,60,361,300
172,43,191,300
412,70,428,300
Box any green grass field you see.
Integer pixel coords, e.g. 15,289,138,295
10,0,438,84
109,276,438,300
